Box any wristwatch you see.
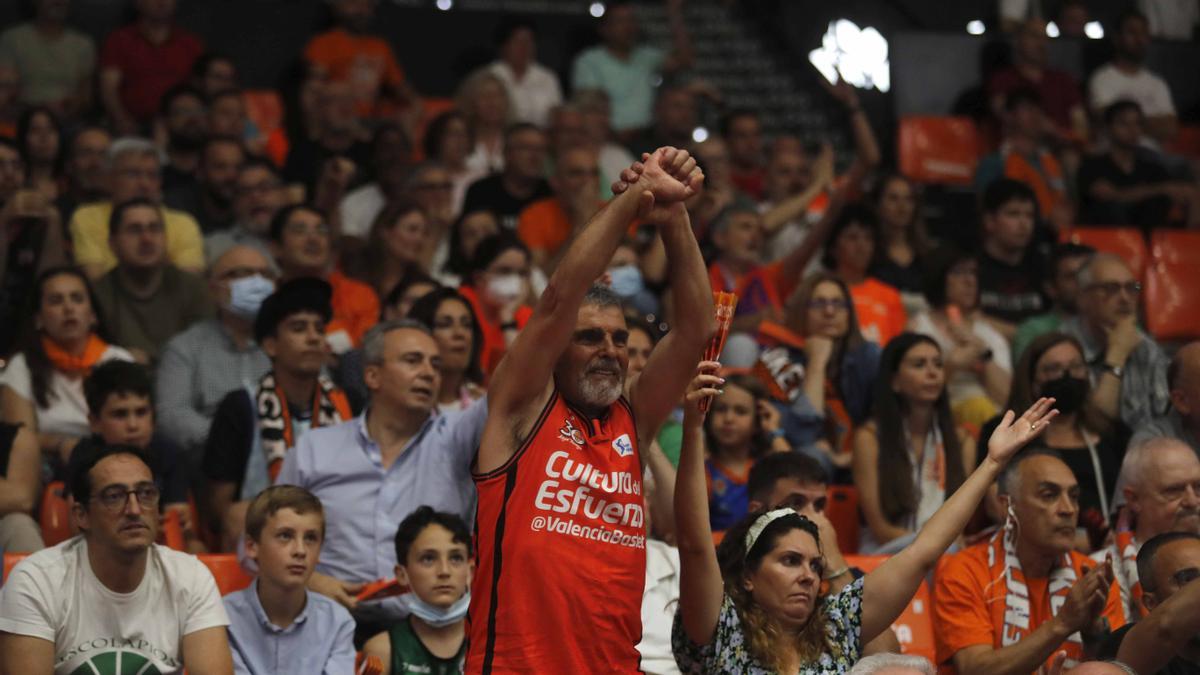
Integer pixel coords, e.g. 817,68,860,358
1103,362,1124,378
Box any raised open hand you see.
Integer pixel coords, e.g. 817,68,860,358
986,397,1059,466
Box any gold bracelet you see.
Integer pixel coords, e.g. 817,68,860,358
823,566,850,581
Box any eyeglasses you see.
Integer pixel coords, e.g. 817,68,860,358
1086,281,1141,297
1038,361,1089,380
413,182,452,192
91,483,160,512
807,298,849,312
116,168,160,181
237,181,280,196
218,266,274,281
284,221,331,236
116,222,164,237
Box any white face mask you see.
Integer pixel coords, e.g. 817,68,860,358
485,273,524,306
224,274,274,320
398,590,470,627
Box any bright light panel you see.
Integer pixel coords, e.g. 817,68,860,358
808,19,891,93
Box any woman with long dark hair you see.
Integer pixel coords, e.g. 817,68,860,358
853,333,976,553
423,110,482,217
16,106,63,198
868,174,929,305
408,288,485,413
1001,331,1122,550
674,361,1057,673
458,232,534,378
0,266,132,465
436,209,499,288
346,198,432,300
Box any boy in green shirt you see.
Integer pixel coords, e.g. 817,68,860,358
363,507,471,675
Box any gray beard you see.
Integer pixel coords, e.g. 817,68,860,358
578,377,622,409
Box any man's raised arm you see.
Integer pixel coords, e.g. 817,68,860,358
628,201,714,442
480,148,702,473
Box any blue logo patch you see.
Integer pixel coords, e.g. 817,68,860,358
612,433,634,458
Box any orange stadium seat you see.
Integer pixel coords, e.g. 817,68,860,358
1145,230,1200,341
1059,226,1148,281
39,481,71,547
844,554,937,663
3,552,29,584
898,116,982,186
1167,125,1200,158
826,485,860,555
243,89,284,138
198,554,254,596
161,508,186,550
6,554,254,594
356,653,385,675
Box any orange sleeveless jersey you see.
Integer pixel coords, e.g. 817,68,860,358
466,390,647,674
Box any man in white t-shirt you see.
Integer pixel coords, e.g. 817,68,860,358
488,18,563,127
0,443,233,674
1088,8,1179,147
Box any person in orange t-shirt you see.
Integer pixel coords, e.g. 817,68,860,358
973,88,1072,232
821,205,906,346
303,0,417,119
270,205,379,352
933,448,1126,675
707,205,823,335
517,147,603,272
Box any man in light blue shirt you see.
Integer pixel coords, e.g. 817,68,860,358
277,318,487,627
224,485,355,675
571,0,692,134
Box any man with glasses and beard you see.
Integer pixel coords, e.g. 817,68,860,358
468,147,712,673
0,444,232,674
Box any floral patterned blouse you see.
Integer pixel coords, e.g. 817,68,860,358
671,576,864,674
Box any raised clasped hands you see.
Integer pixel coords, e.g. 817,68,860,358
611,147,705,225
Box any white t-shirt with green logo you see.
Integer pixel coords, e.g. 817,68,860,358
0,537,229,674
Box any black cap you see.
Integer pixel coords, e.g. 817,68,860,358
254,277,333,343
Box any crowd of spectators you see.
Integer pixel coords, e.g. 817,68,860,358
0,0,1199,673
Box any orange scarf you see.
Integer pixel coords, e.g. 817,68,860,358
1114,508,1144,620
41,335,108,377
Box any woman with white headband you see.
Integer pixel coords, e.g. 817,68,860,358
673,361,1058,673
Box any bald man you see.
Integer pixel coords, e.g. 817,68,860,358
156,245,275,467
1097,437,1200,620
1063,662,1135,674
1060,252,1170,429
1131,341,1200,459
1104,532,1200,674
